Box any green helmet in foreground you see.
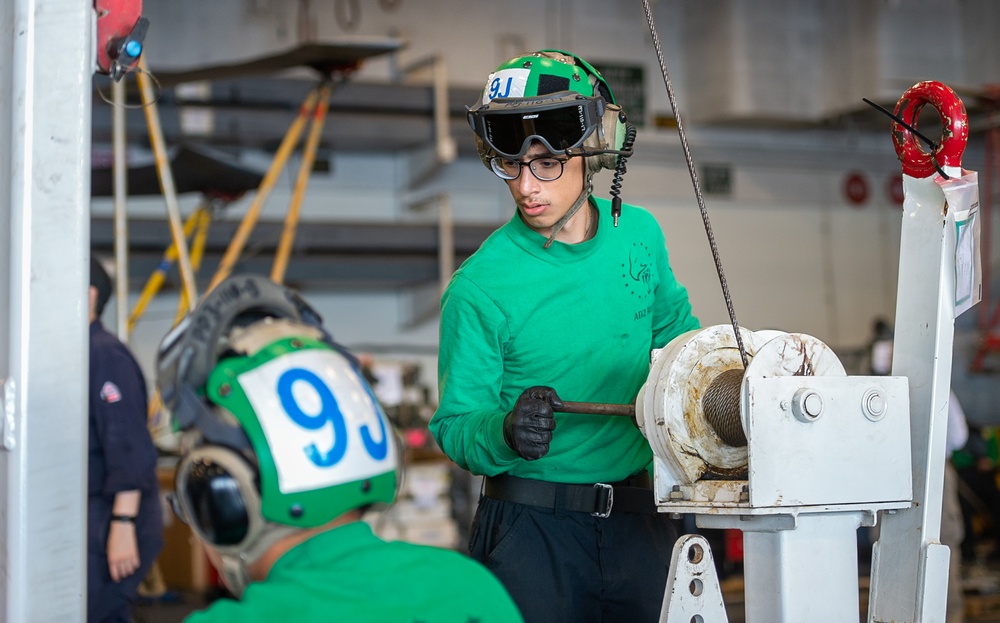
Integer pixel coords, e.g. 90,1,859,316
156,275,399,596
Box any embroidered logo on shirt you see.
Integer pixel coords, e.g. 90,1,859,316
100,381,122,403
621,241,653,300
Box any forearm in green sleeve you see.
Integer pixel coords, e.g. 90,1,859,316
429,407,520,475
432,276,520,474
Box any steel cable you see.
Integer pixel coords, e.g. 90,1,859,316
641,0,749,369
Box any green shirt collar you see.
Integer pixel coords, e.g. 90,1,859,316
504,197,604,262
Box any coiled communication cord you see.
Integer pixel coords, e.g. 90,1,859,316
610,123,638,227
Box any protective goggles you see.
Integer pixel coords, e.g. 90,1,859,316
169,446,266,553
468,92,605,159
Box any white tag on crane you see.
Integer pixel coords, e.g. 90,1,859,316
938,170,981,317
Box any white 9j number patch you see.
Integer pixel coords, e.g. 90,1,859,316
238,349,397,494
482,68,529,105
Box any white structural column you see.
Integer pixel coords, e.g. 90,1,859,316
868,171,961,622
0,0,93,621
742,513,866,623
112,77,129,339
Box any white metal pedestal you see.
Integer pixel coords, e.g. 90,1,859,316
740,513,866,623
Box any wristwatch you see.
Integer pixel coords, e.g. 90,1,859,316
110,514,136,523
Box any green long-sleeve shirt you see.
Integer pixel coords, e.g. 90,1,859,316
431,198,699,483
185,522,523,622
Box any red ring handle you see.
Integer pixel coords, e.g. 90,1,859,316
891,81,968,178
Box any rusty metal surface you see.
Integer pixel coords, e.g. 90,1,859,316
555,400,634,418
636,325,770,484
639,328,845,487
741,332,846,381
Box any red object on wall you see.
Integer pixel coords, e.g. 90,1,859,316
94,0,143,75
843,171,869,206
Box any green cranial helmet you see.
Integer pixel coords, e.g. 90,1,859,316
204,325,399,529
158,275,399,596
467,49,629,175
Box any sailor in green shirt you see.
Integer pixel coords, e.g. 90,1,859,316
156,275,523,623
430,50,700,623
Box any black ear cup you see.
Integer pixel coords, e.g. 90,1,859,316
185,458,250,546
175,447,261,549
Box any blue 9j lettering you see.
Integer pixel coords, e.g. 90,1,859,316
490,76,513,100
277,368,347,467
359,386,389,460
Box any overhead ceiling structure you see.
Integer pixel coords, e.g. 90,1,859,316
91,143,264,197
88,3,1000,296
91,38,478,155
89,216,493,292
675,1,1000,134
92,77,479,156
90,39,482,293
151,41,404,85
89,36,484,293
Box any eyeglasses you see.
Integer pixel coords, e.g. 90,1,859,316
490,155,570,181
469,92,604,159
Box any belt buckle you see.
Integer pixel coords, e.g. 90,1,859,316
591,483,614,518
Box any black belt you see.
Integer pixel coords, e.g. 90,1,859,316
484,473,656,518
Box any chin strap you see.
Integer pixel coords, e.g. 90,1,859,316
543,178,594,249
217,555,252,598
217,522,301,598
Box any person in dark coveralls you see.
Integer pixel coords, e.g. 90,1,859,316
88,257,163,623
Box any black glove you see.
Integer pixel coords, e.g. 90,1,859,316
503,386,562,461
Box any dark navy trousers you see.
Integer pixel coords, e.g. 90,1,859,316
469,495,677,623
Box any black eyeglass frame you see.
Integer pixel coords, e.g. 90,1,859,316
490,155,571,181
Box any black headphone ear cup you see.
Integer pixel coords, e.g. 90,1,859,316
175,446,262,548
